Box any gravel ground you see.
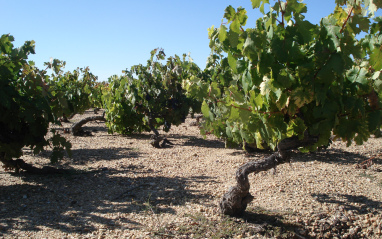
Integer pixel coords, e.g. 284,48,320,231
0,109,381,239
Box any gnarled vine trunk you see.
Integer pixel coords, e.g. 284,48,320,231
147,116,173,148
219,132,318,216
71,115,106,136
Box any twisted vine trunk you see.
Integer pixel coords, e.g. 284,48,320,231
147,115,174,148
71,115,106,136
219,132,318,216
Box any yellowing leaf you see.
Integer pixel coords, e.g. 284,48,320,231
291,87,314,108
260,75,273,96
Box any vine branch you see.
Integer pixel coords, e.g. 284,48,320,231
340,6,354,33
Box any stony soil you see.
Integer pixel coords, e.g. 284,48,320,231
0,109,381,239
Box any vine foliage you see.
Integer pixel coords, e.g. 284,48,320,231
0,34,71,171
198,0,382,152
45,60,98,122
208,0,382,216
103,48,201,146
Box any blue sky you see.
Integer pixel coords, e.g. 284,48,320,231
1,0,378,82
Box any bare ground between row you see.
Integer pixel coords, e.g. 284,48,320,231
0,109,381,238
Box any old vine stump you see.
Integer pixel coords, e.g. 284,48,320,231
219,133,318,216
71,115,106,136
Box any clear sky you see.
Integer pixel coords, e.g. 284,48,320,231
1,1,379,82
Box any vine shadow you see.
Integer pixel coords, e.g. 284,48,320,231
180,135,225,148
81,125,109,133
118,132,226,149
292,147,382,166
68,147,142,165
311,193,382,215
237,207,303,238
229,145,381,166
0,168,215,235
34,147,143,165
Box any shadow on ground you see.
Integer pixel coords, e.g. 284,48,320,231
0,166,215,235
178,135,225,148
69,147,141,165
124,133,226,148
34,147,142,165
237,207,302,238
311,193,382,215
82,125,109,133
292,147,382,165
228,146,381,166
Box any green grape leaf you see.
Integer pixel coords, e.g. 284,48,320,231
237,7,248,26
227,30,239,49
327,53,345,75
333,118,357,146
346,66,368,85
285,0,307,20
240,129,254,144
225,122,233,139
219,25,228,42
276,91,288,110
228,52,237,73
354,122,371,145
321,16,342,49
370,16,382,34
295,18,316,43
276,69,294,89
230,106,251,122
230,107,240,120
267,113,287,138
265,16,276,39
258,117,271,144
249,90,264,110
224,5,236,22
372,70,381,80
333,6,348,25
228,86,245,104
335,0,347,5
348,15,371,35
242,70,252,92
251,0,270,14
287,117,307,139
239,107,251,123
368,110,381,132
230,19,241,34
209,82,221,98
208,26,217,39
236,59,247,72
243,34,256,56
370,47,382,71
251,132,262,148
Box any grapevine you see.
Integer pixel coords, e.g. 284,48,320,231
198,0,382,153
0,34,71,173
196,0,382,216
103,48,202,147
45,60,98,122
